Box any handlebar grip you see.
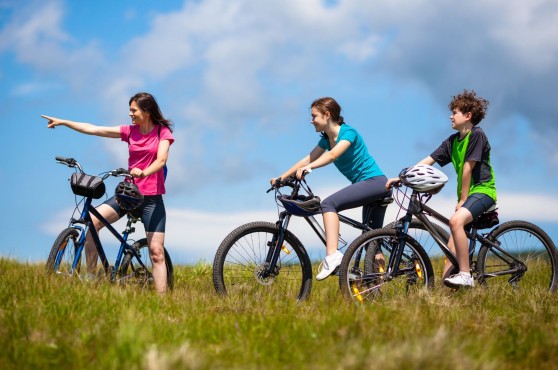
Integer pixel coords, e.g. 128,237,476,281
267,177,281,193
115,168,130,175
55,156,77,167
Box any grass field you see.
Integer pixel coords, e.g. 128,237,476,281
2,257,558,369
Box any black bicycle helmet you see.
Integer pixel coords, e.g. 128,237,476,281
114,181,144,211
279,195,322,216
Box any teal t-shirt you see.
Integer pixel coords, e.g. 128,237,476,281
317,124,383,183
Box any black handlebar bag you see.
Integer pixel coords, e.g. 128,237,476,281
70,173,106,199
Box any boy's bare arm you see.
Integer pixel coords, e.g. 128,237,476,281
418,156,436,166
458,160,476,208
386,156,437,189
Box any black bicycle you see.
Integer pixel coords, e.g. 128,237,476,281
338,173,558,303
212,176,449,301
46,156,174,290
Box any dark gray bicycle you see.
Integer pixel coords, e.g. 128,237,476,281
339,169,558,303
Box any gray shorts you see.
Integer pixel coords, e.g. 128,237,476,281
320,175,392,228
105,194,166,232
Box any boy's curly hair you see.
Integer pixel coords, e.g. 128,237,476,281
449,90,489,126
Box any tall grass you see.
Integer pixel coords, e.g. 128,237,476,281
1,258,558,370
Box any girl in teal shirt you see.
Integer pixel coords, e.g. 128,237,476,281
271,97,391,280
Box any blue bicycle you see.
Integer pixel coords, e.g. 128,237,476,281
46,157,174,290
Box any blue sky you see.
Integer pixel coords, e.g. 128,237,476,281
1,0,557,264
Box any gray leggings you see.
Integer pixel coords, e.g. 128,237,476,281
320,175,391,229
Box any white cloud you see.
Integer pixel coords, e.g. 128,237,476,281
10,81,59,96
338,35,380,62
488,1,558,72
363,1,558,135
0,1,68,53
0,0,107,94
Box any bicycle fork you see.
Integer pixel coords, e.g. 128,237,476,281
260,212,291,279
383,206,417,279
347,220,413,301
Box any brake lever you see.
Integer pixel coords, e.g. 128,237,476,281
267,177,282,193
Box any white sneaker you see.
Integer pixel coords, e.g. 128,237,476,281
316,251,343,280
444,272,474,288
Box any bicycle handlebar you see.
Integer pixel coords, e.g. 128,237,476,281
391,180,403,189
267,176,297,193
267,170,312,193
56,156,82,172
55,156,131,179
104,168,132,180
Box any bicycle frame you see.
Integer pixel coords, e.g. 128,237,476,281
290,214,365,248
389,189,524,280
263,203,387,279
67,195,147,280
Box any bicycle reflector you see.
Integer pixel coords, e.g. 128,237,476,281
281,245,291,255
351,283,364,303
414,261,423,279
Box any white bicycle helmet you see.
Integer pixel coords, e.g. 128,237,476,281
399,164,448,193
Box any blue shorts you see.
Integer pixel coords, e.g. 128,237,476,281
105,194,166,233
461,193,495,220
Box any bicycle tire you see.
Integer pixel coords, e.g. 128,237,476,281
339,228,434,303
213,221,313,301
476,220,558,292
385,218,451,277
118,238,174,290
46,228,82,276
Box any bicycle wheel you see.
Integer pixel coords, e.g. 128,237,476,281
385,218,450,277
213,221,313,301
46,228,82,276
118,238,174,290
339,228,434,303
477,220,558,292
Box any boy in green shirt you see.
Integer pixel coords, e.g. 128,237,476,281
388,90,496,288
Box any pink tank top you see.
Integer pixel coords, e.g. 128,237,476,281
120,125,174,195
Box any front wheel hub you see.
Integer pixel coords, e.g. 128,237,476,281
254,262,278,285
